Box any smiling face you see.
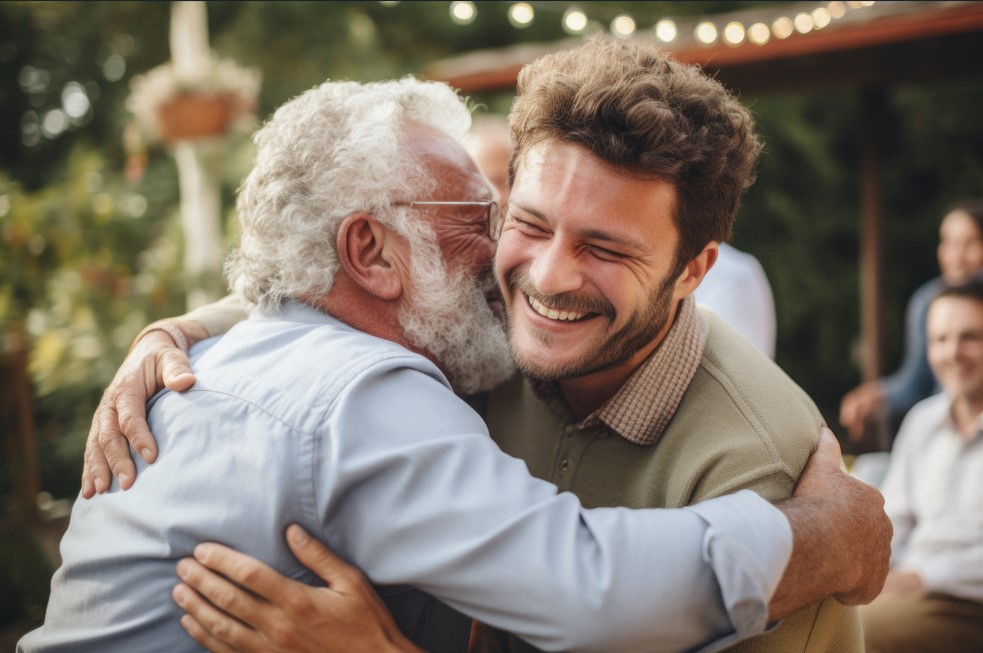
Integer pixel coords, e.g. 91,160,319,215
494,140,712,389
938,209,983,285
927,295,983,406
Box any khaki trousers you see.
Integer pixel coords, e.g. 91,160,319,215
861,592,983,653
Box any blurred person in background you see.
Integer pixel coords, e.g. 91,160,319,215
840,201,983,443
466,115,512,208
693,242,776,359
860,279,983,653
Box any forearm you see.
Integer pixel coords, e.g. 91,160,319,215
184,293,249,338
769,496,845,619
133,294,247,349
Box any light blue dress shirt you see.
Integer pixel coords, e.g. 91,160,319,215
20,301,791,653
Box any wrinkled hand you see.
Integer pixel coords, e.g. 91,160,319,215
81,325,198,498
770,427,892,618
838,382,885,441
173,524,422,653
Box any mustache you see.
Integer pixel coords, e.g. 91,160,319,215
505,270,614,317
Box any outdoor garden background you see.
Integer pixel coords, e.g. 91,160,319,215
2,1,982,645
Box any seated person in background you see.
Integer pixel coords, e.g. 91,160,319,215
861,279,983,653
840,201,983,442
83,38,887,653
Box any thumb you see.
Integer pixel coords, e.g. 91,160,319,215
817,426,844,462
286,524,359,590
160,348,197,391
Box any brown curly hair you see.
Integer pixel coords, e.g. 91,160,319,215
509,37,762,272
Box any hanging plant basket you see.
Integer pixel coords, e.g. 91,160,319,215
156,93,235,143
126,57,261,146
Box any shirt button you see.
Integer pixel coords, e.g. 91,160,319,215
559,459,570,472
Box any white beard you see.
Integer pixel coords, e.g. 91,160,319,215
399,247,515,395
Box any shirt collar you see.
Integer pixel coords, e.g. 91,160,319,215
533,295,708,446
942,396,983,443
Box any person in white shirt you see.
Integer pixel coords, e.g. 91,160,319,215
861,278,983,653
693,242,776,358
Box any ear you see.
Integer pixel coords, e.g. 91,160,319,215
672,241,719,300
336,213,406,301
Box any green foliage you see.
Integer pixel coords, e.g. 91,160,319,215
0,142,187,491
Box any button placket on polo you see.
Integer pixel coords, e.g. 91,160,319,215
551,423,596,490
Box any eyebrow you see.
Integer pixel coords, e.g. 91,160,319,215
512,202,648,252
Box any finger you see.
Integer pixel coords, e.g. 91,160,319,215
93,399,137,490
177,557,267,627
115,379,160,465
179,614,240,653
173,582,258,653
285,525,407,641
192,543,294,604
81,410,111,498
285,525,362,591
817,426,843,460
160,348,197,392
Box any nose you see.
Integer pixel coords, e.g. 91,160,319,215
527,238,584,296
935,338,960,364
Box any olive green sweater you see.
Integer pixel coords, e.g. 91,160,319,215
477,302,861,653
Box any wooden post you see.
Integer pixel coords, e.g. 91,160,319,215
858,88,886,383
2,324,40,521
859,88,891,449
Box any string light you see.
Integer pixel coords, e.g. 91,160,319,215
508,3,534,28
695,21,718,45
794,12,815,33
828,1,847,19
811,7,833,28
722,21,745,46
562,7,588,34
449,1,476,25
611,14,636,37
654,19,677,43
375,1,881,49
772,16,794,39
748,22,771,45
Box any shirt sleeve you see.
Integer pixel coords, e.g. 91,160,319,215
183,294,249,338
309,361,791,653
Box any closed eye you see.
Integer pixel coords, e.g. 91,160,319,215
586,244,630,261
508,214,550,237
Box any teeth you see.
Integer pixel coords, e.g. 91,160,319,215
527,295,588,322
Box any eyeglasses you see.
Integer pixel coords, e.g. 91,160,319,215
395,200,503,241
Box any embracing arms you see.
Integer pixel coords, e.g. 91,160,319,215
81,299,890,651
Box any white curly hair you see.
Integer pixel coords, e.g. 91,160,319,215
225,77,473,311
